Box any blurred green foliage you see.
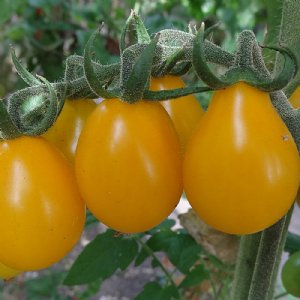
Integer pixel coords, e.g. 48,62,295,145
1,0,266,97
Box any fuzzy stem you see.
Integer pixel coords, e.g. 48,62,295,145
235,31,256,68
247,208,293,300
266,208,293,300
230,233,262,300
231,1,300,299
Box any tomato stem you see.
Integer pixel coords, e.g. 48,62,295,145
134,236,186,300
230,1,300,297
0,101,21,140
230,233,262,299
247,208,293,300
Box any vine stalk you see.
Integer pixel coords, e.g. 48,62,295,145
231,0,300,299
134,237,186,300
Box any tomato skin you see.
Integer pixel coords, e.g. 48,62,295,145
289,87,300,207
43,99,97,163
0,137,85,270
282,251,300,297
75,99,183,233
150,76,204,151
0,262,21,280
183,82,300,235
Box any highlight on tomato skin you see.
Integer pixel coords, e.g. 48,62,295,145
43,98,97,163
0,136,86,271
75,98,183,234
183,82,300,235
150,76,204,152
0,262,22,280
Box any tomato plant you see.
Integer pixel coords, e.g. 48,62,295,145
289,86,300,108
282,251,300,297
75,99,183,233
150,76,204,151
0,262,21,280
0,136,85,271
289,87,300,207
183,82,300,234
43,99,97,163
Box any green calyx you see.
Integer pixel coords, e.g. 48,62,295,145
193,23,297,92
3,11,297,139
7,76,61,136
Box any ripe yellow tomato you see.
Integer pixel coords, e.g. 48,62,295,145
43,99,97,163
289,87,300,207
0,262,21,280
75,99,183,233
150,76,204,151
184,82,300,235
0,136,85,270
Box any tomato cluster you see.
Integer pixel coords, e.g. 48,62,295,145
2,77,300,279
289,87,300,207
0,99,95,278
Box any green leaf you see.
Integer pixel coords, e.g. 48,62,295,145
176,245,203,274
10,47,41,86
134,230,175,266
207,254,235,272
135,282,179,300
135,230,202,274
64,230,138,285
83,28,117,98
179,264,209,288
121,35,158,103
284,232,300,255
163,234,202,274
132,12,151,44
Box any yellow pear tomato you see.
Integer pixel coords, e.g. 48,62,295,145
43,99,97,163
289,86,300,207
184,82,300,234
0,136,85,270
150,76,204,152
75,99,183,233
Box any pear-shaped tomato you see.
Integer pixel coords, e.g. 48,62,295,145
75,99,183,233
43,99,97,163
0,262,21,280
183,82,300,235
150,76,204,152
289,87,300,207
0,137,85,270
